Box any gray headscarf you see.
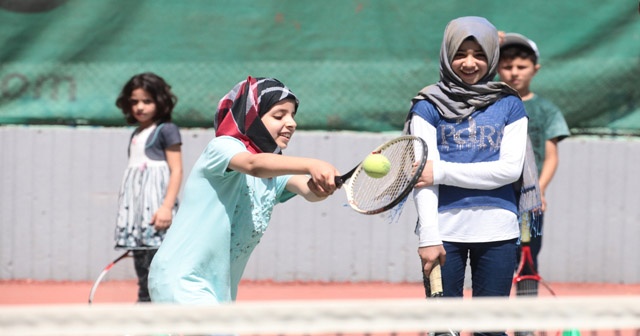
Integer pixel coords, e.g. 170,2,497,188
408,16,542,238
412,16,519,120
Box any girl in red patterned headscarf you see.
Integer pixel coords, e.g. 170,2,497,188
148,76,339,304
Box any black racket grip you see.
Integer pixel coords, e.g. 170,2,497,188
335,165,358,188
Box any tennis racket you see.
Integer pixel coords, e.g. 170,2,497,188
88,250,131,304
335,135,427,215
425,260,444,297
423,260,457,336
513,212,556,298
513,213,560,336
514,213,557,336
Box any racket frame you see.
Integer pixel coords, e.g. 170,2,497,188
336,135,427,215
514,244,556,296
514,213,556,297
88,250,132,304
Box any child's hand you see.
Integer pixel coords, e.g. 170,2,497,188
414,160,434,188
308,160,339,195
307,178,334,198
498,30,506,45
151,206,173,230
419,244,446,277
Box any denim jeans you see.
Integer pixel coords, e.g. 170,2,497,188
441,239,518,336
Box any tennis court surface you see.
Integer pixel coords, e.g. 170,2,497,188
1,280,639,336
2,279,640,304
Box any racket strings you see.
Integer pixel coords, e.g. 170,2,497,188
347,138,424,213
516,278,539,296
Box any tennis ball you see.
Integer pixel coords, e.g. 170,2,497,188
362,153,391,178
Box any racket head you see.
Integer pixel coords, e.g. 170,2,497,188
343,135,427,214
513,275,558,336
88,250,131,304
514,275,556,297
513,241,557,336
513,246,556,297
514,274,542,296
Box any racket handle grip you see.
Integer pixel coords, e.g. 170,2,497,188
520,212,531,243
335,165,358,188
429,262,444,297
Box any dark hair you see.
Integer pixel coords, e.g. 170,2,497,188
500,45,538,65
115,72,178,125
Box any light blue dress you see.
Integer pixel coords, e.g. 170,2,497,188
148,136,295,304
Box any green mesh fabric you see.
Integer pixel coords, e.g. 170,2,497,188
1,1,638,135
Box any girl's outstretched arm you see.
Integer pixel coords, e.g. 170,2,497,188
151,144,183,230
285,175,334,202
229,152,339,193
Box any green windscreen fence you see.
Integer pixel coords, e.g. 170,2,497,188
1,0,639,134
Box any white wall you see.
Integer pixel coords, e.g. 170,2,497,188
0,126,638,284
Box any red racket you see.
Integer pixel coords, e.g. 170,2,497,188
88,250,131,304
513,213,556,298
514,213,558,336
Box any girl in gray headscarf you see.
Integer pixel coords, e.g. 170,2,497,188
406,16,529,315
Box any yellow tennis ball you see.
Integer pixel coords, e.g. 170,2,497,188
362,153,391,178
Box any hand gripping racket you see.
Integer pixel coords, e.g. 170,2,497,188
335,135,427,215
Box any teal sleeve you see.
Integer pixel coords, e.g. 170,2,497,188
201,136,246,177
545,107,571,142
277,175,297,203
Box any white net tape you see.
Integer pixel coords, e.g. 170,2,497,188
1,296,639,336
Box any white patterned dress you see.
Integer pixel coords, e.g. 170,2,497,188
114,122,181,250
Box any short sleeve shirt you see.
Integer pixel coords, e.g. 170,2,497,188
524,95,570,173
144,122,182,161
148,136,295,304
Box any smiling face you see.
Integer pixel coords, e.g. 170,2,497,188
129,88,157,128
451,38,489,85
261,99,297,149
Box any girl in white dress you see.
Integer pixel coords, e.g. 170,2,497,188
114,72,183,302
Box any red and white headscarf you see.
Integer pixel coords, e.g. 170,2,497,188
214,76,298,154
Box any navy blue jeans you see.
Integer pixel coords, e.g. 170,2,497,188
441,239,517,297
438,239,518,336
